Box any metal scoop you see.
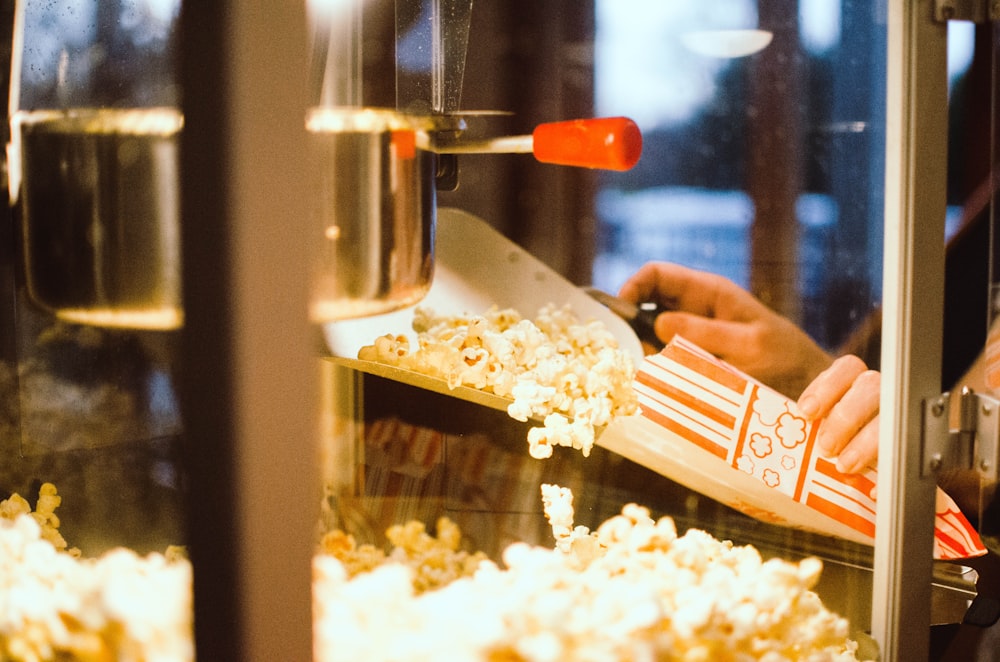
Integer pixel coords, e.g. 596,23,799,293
582,287,668,350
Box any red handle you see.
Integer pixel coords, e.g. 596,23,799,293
532,117,642,171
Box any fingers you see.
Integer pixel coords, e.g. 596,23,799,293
618,262,759,321
652,312,751,361
617,262,664,304
797,355,880,473
797,355,869,419
830,415,879,474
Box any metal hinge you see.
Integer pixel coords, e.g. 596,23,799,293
935,0,1000,22
922,388,1000,480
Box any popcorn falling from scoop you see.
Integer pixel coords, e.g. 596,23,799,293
358,303,640,458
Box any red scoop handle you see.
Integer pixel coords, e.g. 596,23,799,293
532,117,642,171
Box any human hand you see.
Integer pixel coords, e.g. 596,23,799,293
617,262,834,398
796,355,880,474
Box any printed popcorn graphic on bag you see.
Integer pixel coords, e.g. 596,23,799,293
613,335,986,561
738,390,811,492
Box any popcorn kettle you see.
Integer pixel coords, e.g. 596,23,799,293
5,0,641,332
8,0,183,330
307,0,641,324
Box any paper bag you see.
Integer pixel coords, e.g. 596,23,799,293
598,336,986,560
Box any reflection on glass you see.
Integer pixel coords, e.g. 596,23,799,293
14,108,182,330
9,0,182,330
2,0,186,558
592,0,881,355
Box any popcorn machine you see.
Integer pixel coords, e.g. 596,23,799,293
1,0,1000,661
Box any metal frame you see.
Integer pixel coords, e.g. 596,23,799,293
934,0,1000,22
875,1,950,659
922,389,1000,481
178,3,319,661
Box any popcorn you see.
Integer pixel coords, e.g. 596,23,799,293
0,486,193,662
357,303,639,458
3,482,868,661
0,483,74,555
312,485,869,662
318,516,488,595
0,299,870,661
344,305,869,660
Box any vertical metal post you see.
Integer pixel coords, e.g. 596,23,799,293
179,3,318,661
874,1,949,660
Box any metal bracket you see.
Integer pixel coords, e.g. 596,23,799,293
934,0,1000,23
922,388,1000,480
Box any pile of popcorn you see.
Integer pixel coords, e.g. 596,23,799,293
0,299,868,660
318,516,488,594
0,482,868,661
313,484,869,662
358,303,639,459
0,483,75,555
0,485,193,662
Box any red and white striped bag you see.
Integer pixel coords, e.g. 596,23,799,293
599,335,986,560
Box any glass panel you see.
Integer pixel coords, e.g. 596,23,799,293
321,4,887,658
3,0,185,555
592,0,885,361
978,22,1000,558
0,2,190,658
593,0,889,639
3,1,992,659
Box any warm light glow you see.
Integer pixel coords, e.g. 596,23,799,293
310,295,424,323
307,0,362,33
307,0,360,15
56,307,183,330
324,225,341,240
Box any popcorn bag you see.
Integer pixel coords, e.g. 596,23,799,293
598,335,986,561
